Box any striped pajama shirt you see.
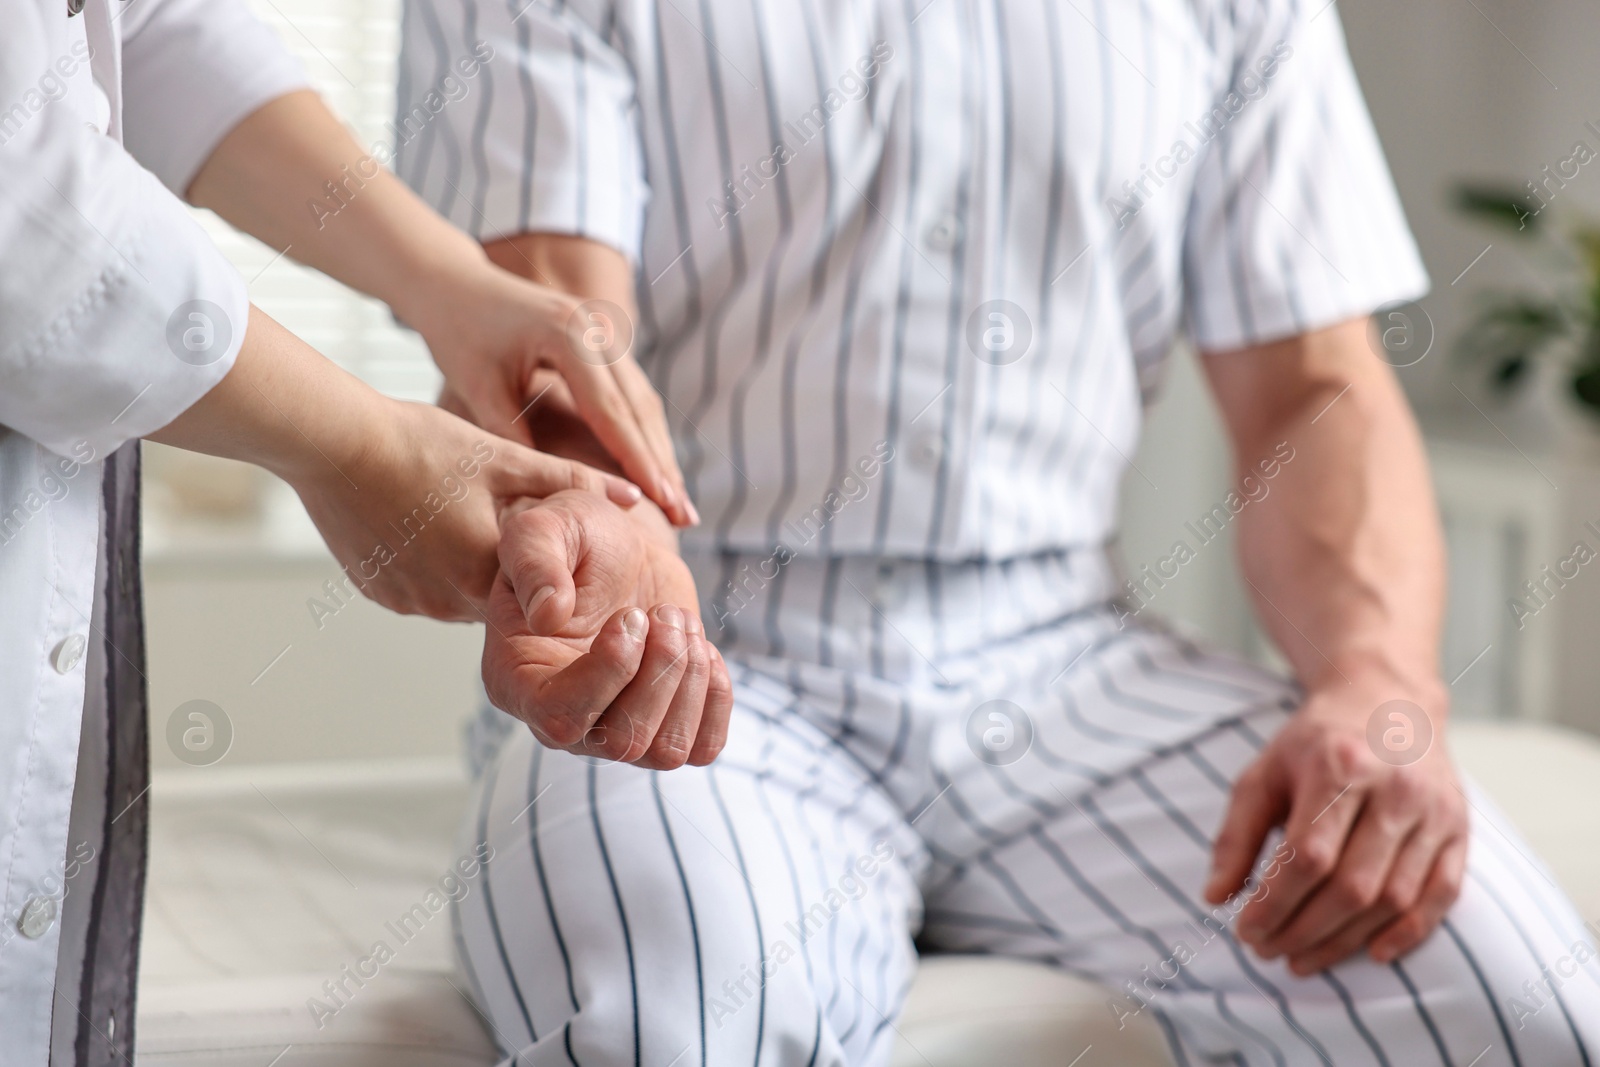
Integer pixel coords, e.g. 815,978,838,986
396,0,1600,1061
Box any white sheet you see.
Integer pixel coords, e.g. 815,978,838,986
135,724,1600,1066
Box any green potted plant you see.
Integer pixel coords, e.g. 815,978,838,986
1453,183,1600,419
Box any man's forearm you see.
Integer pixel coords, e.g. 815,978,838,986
1203,318,1469,971
1206,318,1447,705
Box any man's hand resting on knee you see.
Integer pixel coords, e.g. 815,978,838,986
1197,317,1466,974
484,489,732,770
1205,682,1467,976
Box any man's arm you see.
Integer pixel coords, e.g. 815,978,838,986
466,231,732,769
1199,316,1468,975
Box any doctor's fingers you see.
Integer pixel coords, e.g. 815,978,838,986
611,358,696,526
483,437,643,518
552,335,693,527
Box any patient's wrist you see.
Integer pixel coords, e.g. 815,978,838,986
1302,659,1449,728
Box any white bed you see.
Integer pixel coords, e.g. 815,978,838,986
134,722,1600,1066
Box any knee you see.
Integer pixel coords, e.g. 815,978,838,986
1500,967,1600,1054
560,958,829,1067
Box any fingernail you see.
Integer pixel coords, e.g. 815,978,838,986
685,497,702,526
656,604,684,630
685,614,704,636
619,481,643,503
529,585,556,614
623,608,648,640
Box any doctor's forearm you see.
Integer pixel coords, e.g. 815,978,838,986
185,90,489,332
1207,319,1447,706
146,304,385,485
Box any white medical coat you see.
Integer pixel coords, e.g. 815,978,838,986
0,1,304,1061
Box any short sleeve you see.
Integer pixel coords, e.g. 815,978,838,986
118,0,310,195
0,3,250,460
1182,2,1428,352
395,0,649,265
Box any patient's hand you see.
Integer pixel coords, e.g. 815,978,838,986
482,489,732,769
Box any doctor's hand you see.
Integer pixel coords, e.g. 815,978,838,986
183,91,691,529
150,306,641,624
290,400,643,622
481,489,732,770
405,261,695,528
1204,681,1468,975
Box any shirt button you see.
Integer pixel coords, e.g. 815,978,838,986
18,896,57,939
913,434,944,466
924,214,961,252
52,634,88,674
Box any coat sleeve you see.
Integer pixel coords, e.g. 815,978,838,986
0,1,297,460
118,0,309,195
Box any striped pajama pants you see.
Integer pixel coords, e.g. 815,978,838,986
454,552,1600,1067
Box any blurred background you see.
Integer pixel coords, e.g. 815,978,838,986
144,0,1600,779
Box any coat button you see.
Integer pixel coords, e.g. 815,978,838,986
18,896,57,939
52,634,87,674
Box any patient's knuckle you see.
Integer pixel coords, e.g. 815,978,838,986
1390,913,1425,945
1337,872,1381,911
644,726,694,770
586,724,634,762
1384,771,1426,809
1327,736,1370,779
1379,879,1418,914
1296,839,1338,881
